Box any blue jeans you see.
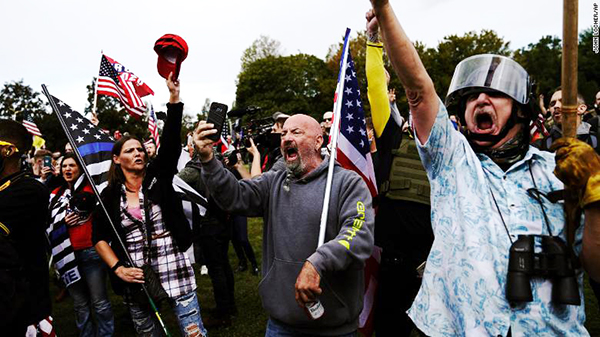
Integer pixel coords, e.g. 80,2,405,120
265,319,357,337
68,247,115,337
127,291,207,337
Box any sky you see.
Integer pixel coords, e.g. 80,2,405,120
0,0,596,117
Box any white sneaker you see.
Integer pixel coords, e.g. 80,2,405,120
200,265,208,275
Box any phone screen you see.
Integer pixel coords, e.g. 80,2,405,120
206,102,228,142
43,156,52,168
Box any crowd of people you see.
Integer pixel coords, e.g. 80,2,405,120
2,1,600,337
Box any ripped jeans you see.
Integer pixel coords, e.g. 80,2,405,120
126,290,207,337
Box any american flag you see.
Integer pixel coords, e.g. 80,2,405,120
148,104,160,149
22,111,42,137
334,52,378,198
97,54,154,119
48,95,113,192
330,30,379,337
530,112,549,142
44,90,208,234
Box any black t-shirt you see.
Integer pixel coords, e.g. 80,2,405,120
0,171,51,325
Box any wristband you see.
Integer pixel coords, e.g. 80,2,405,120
111,260,124,273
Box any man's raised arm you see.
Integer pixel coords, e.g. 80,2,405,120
369,0,438,143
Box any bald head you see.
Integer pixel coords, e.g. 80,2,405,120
285,114,322,136
281,114,324,177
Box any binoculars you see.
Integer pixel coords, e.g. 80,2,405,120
506,234,580,305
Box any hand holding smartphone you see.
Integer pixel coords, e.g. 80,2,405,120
206,102,228,142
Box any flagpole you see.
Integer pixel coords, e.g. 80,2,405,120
41,84,172,337
91,51,102,118
317,28,352,247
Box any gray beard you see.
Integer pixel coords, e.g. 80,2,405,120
285,157,305,178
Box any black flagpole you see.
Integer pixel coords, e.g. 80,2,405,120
41,84,171,337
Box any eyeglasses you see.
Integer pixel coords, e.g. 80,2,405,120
0,140,18,152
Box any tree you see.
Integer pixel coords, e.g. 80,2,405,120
325,31,371,116
0,80,68,151
513,36,562,103
422,30,511,101
84,78,148,140
235,54,335,121
240,35,282,71
578,27,600,105
0,80,47,120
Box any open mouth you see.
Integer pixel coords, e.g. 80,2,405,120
65,173,72,179
134,158,144,164
474,111,496,132
284,146,298,161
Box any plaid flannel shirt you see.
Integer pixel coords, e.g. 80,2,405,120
119,185,196,299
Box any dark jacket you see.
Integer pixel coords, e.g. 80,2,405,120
0,171,51,329
92,102,192,292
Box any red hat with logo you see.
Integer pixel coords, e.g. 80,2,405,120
154,34,188,80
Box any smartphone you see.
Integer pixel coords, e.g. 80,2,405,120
206,102,228,142
43,156,52,168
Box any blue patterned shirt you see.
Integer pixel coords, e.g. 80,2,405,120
407,99,587,337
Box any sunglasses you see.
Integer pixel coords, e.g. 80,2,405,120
0,140,19,152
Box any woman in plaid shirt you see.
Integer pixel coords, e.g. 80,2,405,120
93,74,207,337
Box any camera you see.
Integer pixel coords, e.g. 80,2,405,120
506,234,580,305
236,117,275,150
223,149,239,167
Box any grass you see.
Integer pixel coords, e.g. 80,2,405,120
50,217,600,336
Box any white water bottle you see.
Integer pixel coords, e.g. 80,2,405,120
305,300,324,319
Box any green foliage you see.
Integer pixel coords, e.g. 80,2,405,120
0,80,47,120
512,27,600,108
513,36,562,102
84,78,148,140
240,35,282,71
578,27,600,105
420,30,511,101
0,80,68,151
235,54,336,121
325,31,371,117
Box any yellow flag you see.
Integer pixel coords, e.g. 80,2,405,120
32,135,45,149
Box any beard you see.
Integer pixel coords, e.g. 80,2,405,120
285,154,305,178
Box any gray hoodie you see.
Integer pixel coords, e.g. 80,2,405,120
201,155,374,335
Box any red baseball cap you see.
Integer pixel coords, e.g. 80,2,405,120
154,34,189,80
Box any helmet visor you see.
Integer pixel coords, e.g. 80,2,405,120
446,54,530,106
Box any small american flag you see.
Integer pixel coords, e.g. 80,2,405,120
97,54,154,119
148,104,160,149
22,111,42,137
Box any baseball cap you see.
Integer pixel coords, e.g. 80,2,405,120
154,34,189,80
272,112,290,121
